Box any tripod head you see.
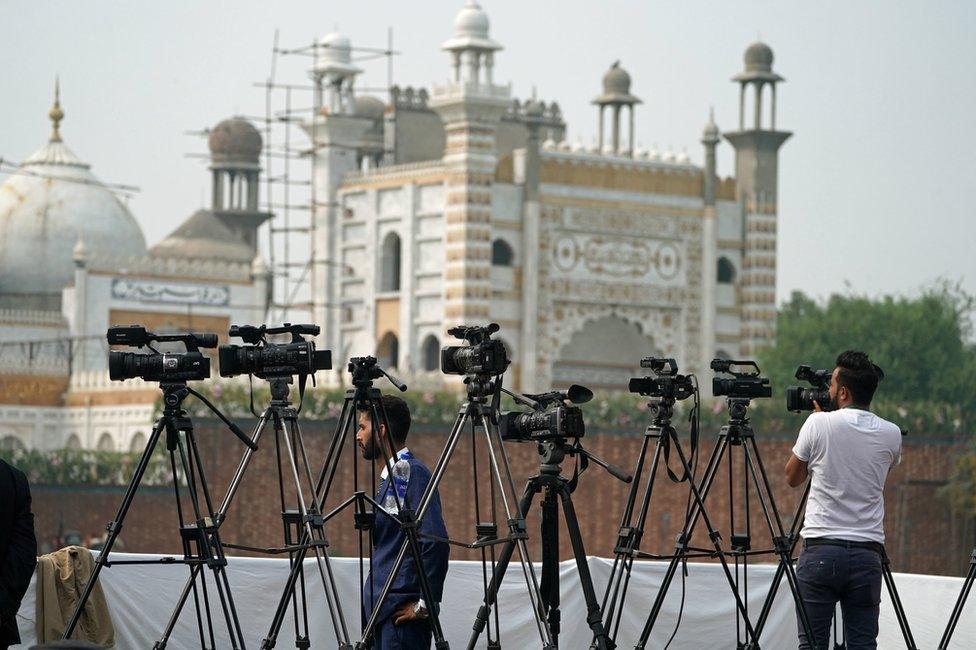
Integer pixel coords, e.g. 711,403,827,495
727,397,752,421
347,355,407,392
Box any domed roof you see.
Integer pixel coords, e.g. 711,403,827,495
208,117,262,166
455,1,490,39
354,95,387,120
311,31,362,79
744,41,774,72
733,40,784,83
442,1,501,52
604,64,631,95
150,209,254,263
593,61,641,106
0,87,147,298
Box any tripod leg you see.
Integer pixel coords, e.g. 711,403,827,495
879,551,918,649
939,552,976,649
752,482,810,641
158,431,246,650
62,419,166,639
467,480,548,650
541,489,560,645
740,438,816,649
636,434,756,647
602,432,665,643
558,483,613,650
281,417,350,645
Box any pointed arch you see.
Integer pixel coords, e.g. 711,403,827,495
421,334,440,372
380,232,402,292
492,238,514,266
717,257,736,284
377,331,399,369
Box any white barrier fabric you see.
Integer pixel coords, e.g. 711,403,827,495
15,554,974,649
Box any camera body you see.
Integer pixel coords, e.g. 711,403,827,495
219,323,332,379
107,325,215,382
786,365,832,412
711,358,772,399
628,357,695,401
440,323,510,376
499,384,593,442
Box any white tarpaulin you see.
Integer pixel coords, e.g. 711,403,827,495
14,553,974,648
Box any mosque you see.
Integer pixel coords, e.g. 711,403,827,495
0,1,790,450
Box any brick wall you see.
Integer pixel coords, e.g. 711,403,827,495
31,417,974,577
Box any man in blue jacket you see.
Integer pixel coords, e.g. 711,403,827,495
357,395,449,649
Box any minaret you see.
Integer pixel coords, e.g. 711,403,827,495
701,109,720,374
724,41,791,355
430,1,511,330
592,61,641,155
304,32,372,358
207,116,271,253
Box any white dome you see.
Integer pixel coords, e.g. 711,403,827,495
442,1,501,52
0,118,146,298
455,2,489,39
312,31,362,78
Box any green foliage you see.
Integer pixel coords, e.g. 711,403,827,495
4,447,171,487
759,282,976,431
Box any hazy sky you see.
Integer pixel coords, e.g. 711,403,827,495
3,1,974,304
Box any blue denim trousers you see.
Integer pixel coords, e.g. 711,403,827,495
795,543,883,650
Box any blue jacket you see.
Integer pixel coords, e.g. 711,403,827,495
363,456,449,625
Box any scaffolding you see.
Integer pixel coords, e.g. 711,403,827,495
254,29,399,325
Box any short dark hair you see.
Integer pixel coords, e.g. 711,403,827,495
357,394,411,444
835,350,881,406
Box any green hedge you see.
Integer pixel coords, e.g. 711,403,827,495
5,447,171,487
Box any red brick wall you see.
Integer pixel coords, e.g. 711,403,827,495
31,418,974,577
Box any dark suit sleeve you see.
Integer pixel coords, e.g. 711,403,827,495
408,465,449,604
0,467,37,617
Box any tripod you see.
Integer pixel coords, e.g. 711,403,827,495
260,356,448,649
751,481,918,649
193,375,352,649
599,397,756,647
62,382,253,649
362,371,553,650
478,431,629,650
940,541,976,649
634,397,817,649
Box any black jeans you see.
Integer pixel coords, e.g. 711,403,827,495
795,543,883,650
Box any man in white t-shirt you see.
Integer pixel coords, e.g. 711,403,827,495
784,350,901,650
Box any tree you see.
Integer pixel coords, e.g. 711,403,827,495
759,282,976,427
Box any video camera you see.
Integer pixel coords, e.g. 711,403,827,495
107,325,215,382
499,384,592,443
711,358,772,400
218,323,332,379
628,357,695,402
786,365,832,412
440,323,510,377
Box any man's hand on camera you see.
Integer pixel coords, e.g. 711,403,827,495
393,600,428,625
812,400,823,412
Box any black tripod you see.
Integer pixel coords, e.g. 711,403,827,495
477,428,629,650
599,397,755,647
940,542,976,649
264,356,448,649
62,382,254,649
363,373,553,649
751,481,918,649
634,397,817,649
195,375,352,649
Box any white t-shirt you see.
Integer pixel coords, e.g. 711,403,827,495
792,408,902,544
